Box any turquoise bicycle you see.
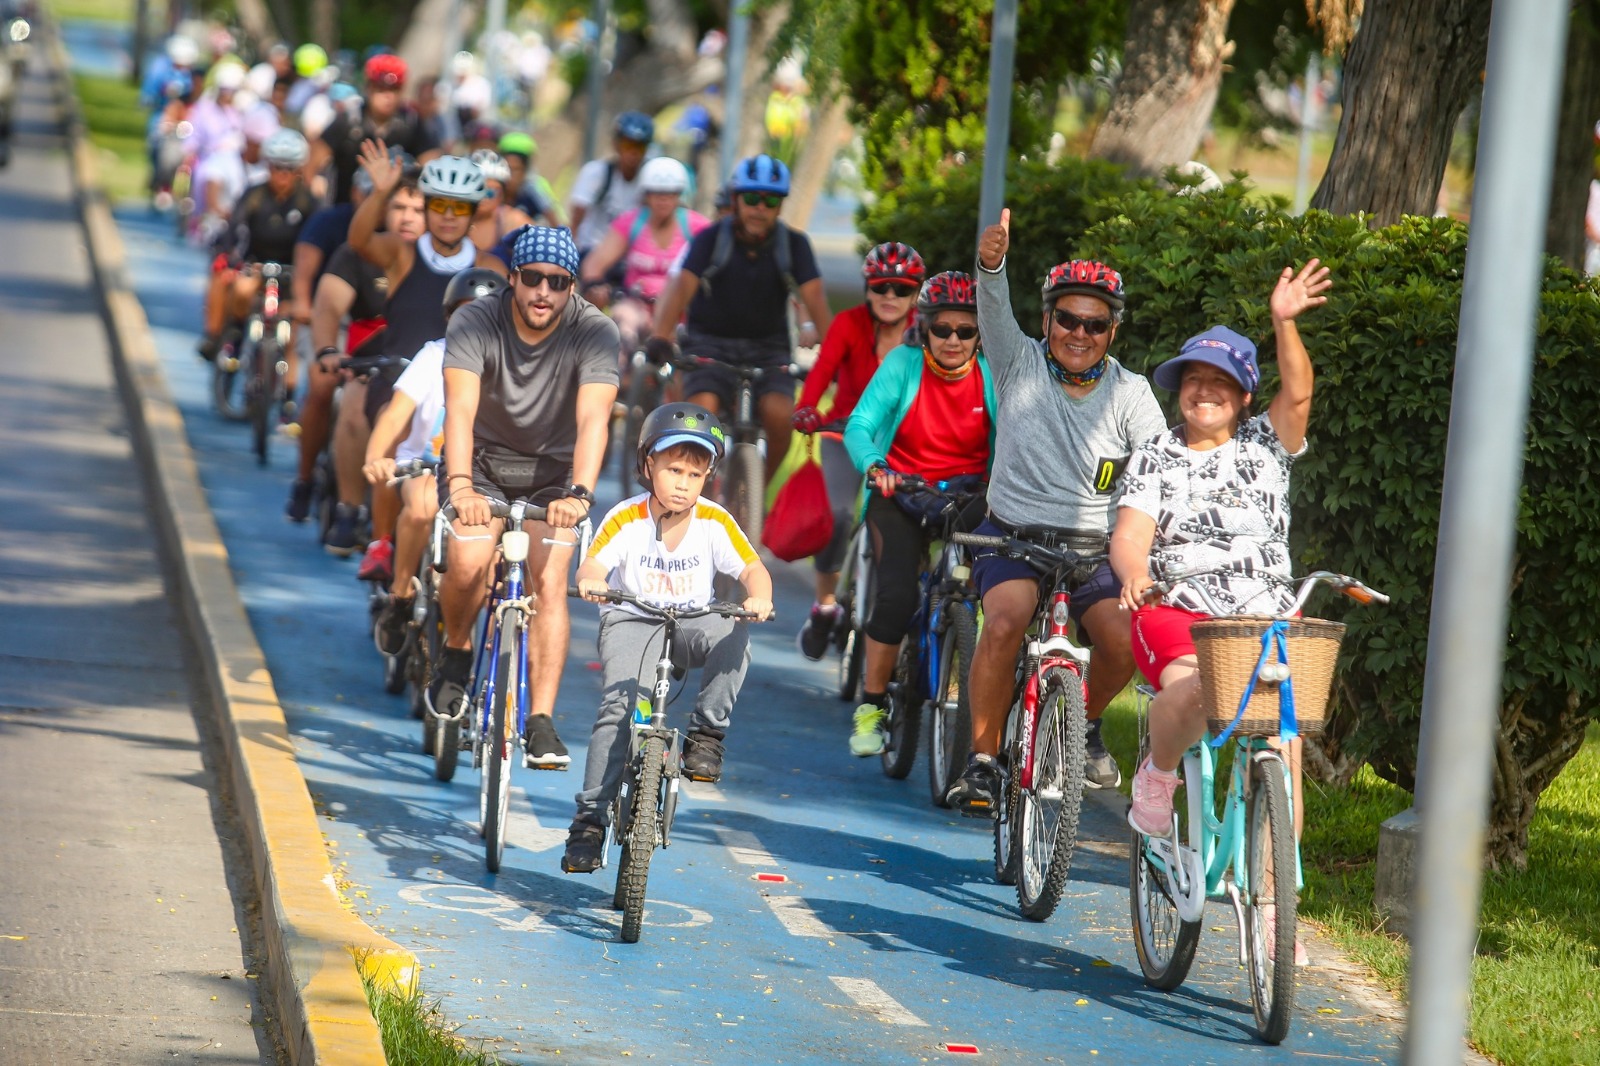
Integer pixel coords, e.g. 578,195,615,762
1128,570,1386,1045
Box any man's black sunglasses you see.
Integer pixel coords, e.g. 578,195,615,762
1051,308,1113,336
517,268,575,291
740,192,784,208
928,323,979,341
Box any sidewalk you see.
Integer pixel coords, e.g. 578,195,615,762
0,51,278,1066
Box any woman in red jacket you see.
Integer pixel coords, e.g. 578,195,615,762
792,241,924,658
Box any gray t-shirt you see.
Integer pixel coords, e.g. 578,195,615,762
976,260,1165,533
444,289,620,462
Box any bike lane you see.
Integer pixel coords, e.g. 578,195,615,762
113,205,1403,1065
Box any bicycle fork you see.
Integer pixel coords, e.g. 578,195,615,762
1019,590,1090,792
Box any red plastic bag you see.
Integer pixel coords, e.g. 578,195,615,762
762,457,835,561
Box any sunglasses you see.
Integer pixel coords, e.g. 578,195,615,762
740,192,784,209
426,198,475,217
927,323,978,341
868,280,918,297
268,163,299,173
1051,308,1113,336
517,267,575,292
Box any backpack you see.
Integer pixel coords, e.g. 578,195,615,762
627,207,694,248
696,216,798,299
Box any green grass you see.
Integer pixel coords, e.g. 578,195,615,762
69,71,148,203
45,0,136,23
1101,698,1600,1065
363,975,505,1065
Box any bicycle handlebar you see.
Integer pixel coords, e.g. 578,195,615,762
385,457,438,486
1148,568,1390,617
566,586,764,622
441,498,551,523
951,530,1104,571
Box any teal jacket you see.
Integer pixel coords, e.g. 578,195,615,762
843,343,999,476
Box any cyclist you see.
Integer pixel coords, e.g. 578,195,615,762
466,149,536,253
346,144,504,570
564,403,773,873
792,241,925,659
578,156,710,355
189,106,277,249
568,110,653,257
839,271,995,754
949,209,1167,814
312,54,438,204
497,131,565,225
646,153,833,483
432,225,620,769
197,129,315,393
363,267,509,653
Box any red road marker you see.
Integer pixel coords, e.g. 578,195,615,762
942,1044,979,1055
753,872,787,883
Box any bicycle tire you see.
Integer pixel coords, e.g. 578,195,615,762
726,442,764,546
836,626,863,703
415,594,442,729
1245,754,1298,1044
619,734,665,942
880,638,920,779
250,339,278,466
610,794,629,911
928,602,976,808
482,612,521,873
616,368,659,499
1129,742,1202,989
1016,669,1088,921
213,335,252,421
993,706,1022,885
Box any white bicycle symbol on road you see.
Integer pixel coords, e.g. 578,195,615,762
399,881,714,934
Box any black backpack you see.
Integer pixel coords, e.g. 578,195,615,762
696,216,798,299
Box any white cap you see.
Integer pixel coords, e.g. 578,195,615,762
213,62,246,91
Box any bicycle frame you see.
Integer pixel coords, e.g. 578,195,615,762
607,614,687,859
471,516,536,761
1014,585,1091,791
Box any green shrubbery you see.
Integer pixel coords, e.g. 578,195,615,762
862,169,1600,868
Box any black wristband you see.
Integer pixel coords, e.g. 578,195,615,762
566,484,594,504
316,346,341,359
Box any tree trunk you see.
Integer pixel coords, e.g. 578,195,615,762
232,0,280,54
783,94,850,231
397,0,462,84
311,0,339,54
1309,0,1491,224
1545,0,1600,269
1486,691,1591,870
1087,0,1238,175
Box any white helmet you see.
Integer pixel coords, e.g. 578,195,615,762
213,61,246,92
418,155,488,203
262,128,310,167
638,156,690,195
469,149,511,184
166,35,199,66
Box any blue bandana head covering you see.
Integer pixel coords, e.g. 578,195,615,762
511,225,581,276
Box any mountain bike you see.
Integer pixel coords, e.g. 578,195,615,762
369,458,439,700
241,262,292,465
952,527,1106,920
570,588,759,943
1127,570,1387,1044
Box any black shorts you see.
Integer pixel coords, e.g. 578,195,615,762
439,448,572,513
361,363,403,425
679,333,795,413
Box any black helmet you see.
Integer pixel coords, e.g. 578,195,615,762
443,267,507,315
636,402,726,486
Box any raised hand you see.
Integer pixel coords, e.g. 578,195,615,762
978,207,1010,270
358,137,401,195
1270,259,1332,324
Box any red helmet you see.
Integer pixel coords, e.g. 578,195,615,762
863,242,926,285
365,54,408,90
1042,259,1125,313
917,270,977,316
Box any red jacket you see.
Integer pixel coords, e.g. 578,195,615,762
798,304,908,422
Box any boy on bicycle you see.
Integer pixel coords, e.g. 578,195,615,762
564,403,774,874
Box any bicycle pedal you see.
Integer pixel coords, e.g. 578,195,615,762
524,756,571,771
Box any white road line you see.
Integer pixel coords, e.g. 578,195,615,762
714,826,777,866
828,977,928,1027
683,780,728,803
762,894,832,938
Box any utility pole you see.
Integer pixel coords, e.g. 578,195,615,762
718,2,751,183
976,0,1017,236
582,0,610,163
1292,51,1321,214
482,0,507,117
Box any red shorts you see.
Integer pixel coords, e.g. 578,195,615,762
1131,605,1211,688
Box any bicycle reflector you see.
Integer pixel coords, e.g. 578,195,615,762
1049,592,1071,635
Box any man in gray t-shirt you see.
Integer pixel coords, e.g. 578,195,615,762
947,209,1166,815
432,226,620,770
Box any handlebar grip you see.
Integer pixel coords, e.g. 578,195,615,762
952,532,1007,548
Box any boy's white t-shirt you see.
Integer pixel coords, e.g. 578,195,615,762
393,338,445,463
587,493,759,617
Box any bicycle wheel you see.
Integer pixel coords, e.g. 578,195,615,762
1015,669,1088,921
619,734,665,942
837,533,870,701
616,367,659,499
928,601,976,808
481,613,521,873
213,333,252,421
836,625,863,702
250,339,278,466
993,704,1023,886
724,442,764,546
879,638,920,779
1245,753,1298,1044
609,793,629,911
1129,743,1202,989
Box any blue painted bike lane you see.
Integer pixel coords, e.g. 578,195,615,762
114,205,1401,1065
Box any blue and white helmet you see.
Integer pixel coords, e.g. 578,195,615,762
728,153,790,197
468,149,512,184
614,110,655,144
262,129,310,167
418,155,488,203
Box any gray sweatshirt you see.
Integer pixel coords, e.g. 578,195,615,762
976,259,1166,534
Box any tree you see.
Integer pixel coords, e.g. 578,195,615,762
1545,0,1600,269
1309,0,1492,224
1087,0,1240,174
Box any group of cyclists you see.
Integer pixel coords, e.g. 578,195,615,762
168,34,1335,915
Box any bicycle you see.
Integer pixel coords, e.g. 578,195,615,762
831,518,872,702
212,262,292,464
1127,570,1387,1044
568,587,759,943
306,352,403,546
615,346,673,500
370,458,439,700
952,527,1106,920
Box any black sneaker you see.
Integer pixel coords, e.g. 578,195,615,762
1084,718,1122,790
682,730,726,782
285,479,313,523
324,502,361,556
561,823,604,874
946,753,1001,818
374,595,413,656
523,715,570,769
795,603,840,661
426,646,473,720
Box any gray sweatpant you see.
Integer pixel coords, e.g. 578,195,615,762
573,611,750,827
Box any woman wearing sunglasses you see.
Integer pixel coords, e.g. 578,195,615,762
792,242,926,660
841,271,997,757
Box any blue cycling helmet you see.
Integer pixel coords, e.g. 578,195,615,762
614,110,655,144
729,154,790,197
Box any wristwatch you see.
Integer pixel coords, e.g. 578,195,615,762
566,484,594,504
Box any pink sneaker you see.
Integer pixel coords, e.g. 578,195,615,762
1128,758,1181,836
357,537,394,583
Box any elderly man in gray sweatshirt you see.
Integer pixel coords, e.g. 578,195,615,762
945,208,1166,816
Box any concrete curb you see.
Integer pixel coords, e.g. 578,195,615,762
46,28,413,1066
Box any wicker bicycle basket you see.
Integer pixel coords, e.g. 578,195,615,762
1191,616,1346,738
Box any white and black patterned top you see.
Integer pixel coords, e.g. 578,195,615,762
1119,413,1305,615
